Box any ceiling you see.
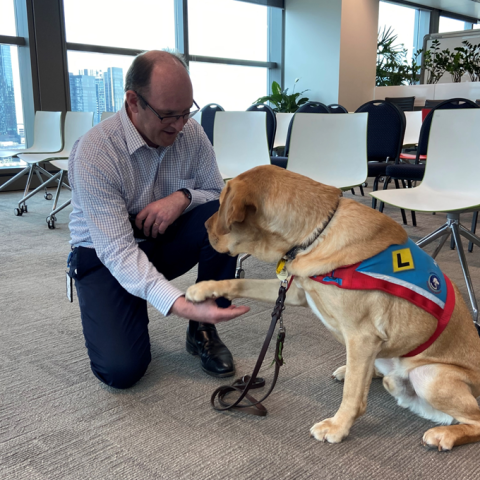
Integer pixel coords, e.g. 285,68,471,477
408,0,480,19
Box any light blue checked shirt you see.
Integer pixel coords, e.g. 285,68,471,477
69,104,224,316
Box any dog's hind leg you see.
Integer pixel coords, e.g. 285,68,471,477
410,364,480,451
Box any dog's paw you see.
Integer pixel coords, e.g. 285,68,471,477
332,365,346,381
186,281,221,303
422,427,455,452
310,418,349,444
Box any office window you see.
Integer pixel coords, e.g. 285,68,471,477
439,16,469,33
188,0,268,61
0,0,16,36
378,1,416,61
63,0,175,51
0,0,25,162
64,0,175,123
190,62,267,111
188,0,269,107
67,52,135,124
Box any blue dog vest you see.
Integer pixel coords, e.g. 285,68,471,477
300,239,454,357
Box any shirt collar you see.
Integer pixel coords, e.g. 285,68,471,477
120,103,185,157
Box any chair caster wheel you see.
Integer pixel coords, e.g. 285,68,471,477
45,193,53,200
14,208,22,216
235,268,245,279
46,216,56,229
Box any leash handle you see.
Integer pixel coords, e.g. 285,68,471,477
211,283,287,416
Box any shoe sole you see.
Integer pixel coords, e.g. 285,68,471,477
186,340,235,378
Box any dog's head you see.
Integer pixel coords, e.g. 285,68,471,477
206,165,342,263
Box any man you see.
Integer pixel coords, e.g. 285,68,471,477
67,50,249,389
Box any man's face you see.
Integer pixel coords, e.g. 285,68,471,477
127,64,194,148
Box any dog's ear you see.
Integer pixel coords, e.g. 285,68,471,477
216,180,257,235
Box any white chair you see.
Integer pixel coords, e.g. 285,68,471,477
273,112,294,148
403,111,422,147
0,111,63,199
286,112,368,191
100,111,116,122
213,111,271,180
15,112,94,222
370,109,480,324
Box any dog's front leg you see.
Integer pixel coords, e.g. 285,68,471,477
310,335,382,443
186,278,307,307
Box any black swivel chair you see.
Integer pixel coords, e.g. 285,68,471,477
424,99,445,109
354,100,406,219
247,103,277,155
270,101,330,169
385,96,415,112
199,103,225,145
327,104,348,113
383,98,479,229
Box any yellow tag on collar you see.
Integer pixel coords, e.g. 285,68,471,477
276,259,288,281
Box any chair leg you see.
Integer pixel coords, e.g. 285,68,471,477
359,185,364,196
371,176,379,209
469,211,478,253
379,176,391,213
235,254,250,279
350,188,356,195
452,221,479,324
416,223,450,249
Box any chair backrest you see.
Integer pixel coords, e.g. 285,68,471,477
286,112,368,190
284,102,330,156
213,111,270,179
424,99,445,109
199,103,225,145
296,101,330,114
30,111,63,152
422,108,480,194
355,100,406,162
273,112,294,148
247,103,277,155
403,111,423,146
416,98,479,160
100,111,116,122
385,96,415,112
327,104,348,114
63,112,94,152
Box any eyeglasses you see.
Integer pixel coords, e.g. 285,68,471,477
135,92,200,124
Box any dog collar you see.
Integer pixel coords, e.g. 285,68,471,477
282,196,341,262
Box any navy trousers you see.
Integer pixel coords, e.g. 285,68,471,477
69,200,237,389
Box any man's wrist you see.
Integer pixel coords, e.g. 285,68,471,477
177,188,192,210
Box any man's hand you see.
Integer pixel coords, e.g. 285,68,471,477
170,296,250,324
135,191,190,238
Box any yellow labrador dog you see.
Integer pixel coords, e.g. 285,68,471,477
186,165,480,451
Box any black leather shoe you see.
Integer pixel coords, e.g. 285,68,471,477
186,321,235,378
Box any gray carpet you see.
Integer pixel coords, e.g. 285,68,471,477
1,184,480,480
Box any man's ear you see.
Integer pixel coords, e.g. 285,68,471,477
125,90,140,114
216,181,256,235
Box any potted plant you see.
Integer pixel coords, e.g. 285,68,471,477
444,47,467,83
423,39,448,84
254,79,309,113
462,40,480,81
376,26,422,86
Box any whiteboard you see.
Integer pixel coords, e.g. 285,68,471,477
421,29,480,84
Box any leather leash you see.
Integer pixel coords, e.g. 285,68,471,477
211,281,288,416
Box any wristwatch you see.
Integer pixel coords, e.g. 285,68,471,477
177,188,192,202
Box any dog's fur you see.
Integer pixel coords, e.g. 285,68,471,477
186,165,480,451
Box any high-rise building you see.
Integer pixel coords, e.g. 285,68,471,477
0,45,20,144
95,74,106,125
69,72,97,115
104,67,124,113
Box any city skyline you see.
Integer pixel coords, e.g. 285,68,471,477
69,66,124,124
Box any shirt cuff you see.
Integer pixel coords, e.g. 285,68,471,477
147,279,185,316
